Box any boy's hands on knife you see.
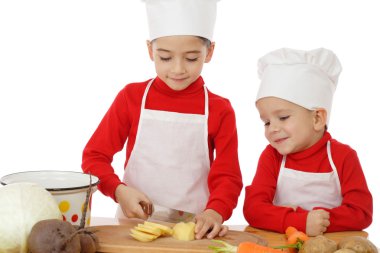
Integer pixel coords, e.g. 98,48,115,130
115,184,153,220
194,209,228,240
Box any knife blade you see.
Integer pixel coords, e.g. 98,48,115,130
148,204,195,223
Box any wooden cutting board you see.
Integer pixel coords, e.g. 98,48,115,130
245,226,369,246
92,219,267,253
90,218,371,252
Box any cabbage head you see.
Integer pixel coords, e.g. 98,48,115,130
0,182,62,253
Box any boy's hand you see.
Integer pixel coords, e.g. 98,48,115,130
306,209,330,236
193,209,228,240
115,184,152,220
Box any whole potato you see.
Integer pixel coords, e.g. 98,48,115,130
338,236,378,253
334,249,356,253
299,235,338,253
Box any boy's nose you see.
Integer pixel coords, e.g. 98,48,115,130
268,122,280,133
172,59,186,74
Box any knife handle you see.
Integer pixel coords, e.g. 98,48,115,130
139,201,153,216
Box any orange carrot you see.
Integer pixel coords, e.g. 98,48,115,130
209,240,283,253
273,226,309,252
287,231,308,244
209,227,309,253
238,242,284,253
285,226,308,245
285,226,297,238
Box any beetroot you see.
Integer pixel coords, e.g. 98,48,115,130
28,219,81,253
27,174,99,253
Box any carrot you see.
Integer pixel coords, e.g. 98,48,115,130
273,226,309,252
287,231,308,245
209,227,309,253
209,240,283,253
285,226,297,238
284,226,309,245
238,242,284,253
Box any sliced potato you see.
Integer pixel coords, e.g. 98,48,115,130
130,233,155,243
130,221,174,242
144,221,174,236
135,223,162,236
172,222,195,241
130,228,159,242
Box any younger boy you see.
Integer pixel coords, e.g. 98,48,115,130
243,48,373,236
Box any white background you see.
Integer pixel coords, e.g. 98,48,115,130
1,0,379,245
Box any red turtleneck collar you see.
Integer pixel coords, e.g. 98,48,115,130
152,76,205,96
287,131,332,160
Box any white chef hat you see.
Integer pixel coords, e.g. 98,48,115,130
256,48,342,124
142,0,219,41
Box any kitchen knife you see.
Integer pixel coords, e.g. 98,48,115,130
139,201,195,223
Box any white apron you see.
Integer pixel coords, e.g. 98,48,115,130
116,79,210,222
273,141,342,210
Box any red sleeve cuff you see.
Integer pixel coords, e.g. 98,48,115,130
283,209,308,232
206,200,233,222
97,175,124,202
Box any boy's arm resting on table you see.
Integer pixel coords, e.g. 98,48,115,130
82,88,131,201
243,146,308,233
316,149,373,232
206,101,243,222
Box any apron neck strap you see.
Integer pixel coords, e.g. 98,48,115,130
280,140,337,172
326,141,338,173
141,79,209,118
203,85,209,117
140,78,155,112
280,155,286,169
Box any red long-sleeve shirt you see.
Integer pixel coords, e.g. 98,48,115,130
243,132,372,233
82,76,242,221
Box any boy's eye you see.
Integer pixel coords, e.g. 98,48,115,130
160,57,171,62
279,116,289,121
263,121,270,127
186,58,198,62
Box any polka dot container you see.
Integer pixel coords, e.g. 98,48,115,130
0,170,99,227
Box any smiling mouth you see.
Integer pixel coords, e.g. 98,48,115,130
274,137,288,144
170,77,188,82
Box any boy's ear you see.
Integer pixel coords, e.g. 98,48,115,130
146,40,154,61
204,42,215,63
313,108,327,131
